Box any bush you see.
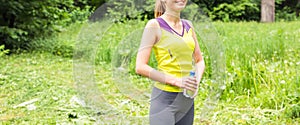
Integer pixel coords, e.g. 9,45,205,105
276,7,299,21
0,0,91,51
210,0,260,22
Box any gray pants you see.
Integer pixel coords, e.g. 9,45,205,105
149,87,194,125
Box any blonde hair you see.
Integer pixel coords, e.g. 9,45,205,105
154,0,166,18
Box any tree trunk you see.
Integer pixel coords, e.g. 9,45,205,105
261,0,275,22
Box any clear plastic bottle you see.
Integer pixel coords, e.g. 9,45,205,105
183,53,197,98
183,71,196,98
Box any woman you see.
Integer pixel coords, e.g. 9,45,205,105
135,0,205,124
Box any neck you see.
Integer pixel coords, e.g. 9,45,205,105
162,10,181,24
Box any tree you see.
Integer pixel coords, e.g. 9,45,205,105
261,0,275,22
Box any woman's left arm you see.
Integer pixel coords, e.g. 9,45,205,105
193,32,205,84
187,21,205,84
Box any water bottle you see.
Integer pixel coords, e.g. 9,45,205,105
183,71,196,98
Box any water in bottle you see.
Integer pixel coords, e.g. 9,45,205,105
183,71,196,98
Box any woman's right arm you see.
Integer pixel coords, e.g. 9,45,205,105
136,19,176,85
135,19,158,77
135,19,197,92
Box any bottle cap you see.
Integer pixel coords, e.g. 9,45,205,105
189,71,195,76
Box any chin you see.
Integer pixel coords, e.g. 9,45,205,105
175,3,186,10
177,6,186,10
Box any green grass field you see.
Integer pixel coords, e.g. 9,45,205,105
1,21,299,124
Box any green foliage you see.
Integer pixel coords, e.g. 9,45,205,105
1,0,300,53
106,0,154,22
210,0,259,22
95,20,148,64
181,3,204,20
0,45,9,57
217,21,299,112
74,0,107,9
192,0,260,21
101,0,261,22
100,0,299,22
285,103,300,119
276,6,299,21
28,22,83,58
193,0,299,22
0,0,91,50
275,0,300,21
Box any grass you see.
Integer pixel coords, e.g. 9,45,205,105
0,20,299,124
0,52,76,123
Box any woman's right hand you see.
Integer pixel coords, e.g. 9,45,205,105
174,76,198,92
